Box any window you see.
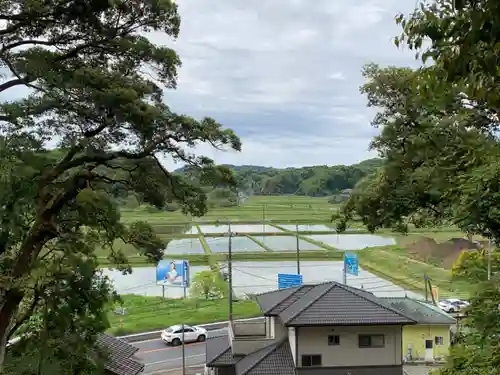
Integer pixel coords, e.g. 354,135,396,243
183,328,194,332
435,336,444,345
358,334,385,348
328,335,340,346
301,355,322,367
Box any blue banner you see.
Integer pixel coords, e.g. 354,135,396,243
156,260,190,287
344,252,359,276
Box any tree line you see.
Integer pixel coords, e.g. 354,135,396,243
202,158,383,197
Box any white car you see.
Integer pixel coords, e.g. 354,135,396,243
161,324,207,346
438,299,469,313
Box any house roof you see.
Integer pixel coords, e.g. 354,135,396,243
206,335,238,367
96,334,144,375
381,297,457,325
236,340,295,375
256,282,417,326
206,335,296,375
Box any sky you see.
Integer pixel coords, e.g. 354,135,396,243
151,0,422,170
0,0,423,170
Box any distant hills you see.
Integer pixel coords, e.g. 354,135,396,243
176,158,383,197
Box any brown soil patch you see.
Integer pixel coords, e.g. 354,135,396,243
405,236,483,268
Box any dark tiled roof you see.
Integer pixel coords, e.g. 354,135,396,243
206,336,296,375
257,282,416,326
96,334,144,375
206,335,236,366
267,286,315,316
237,340,296,375
382,297,456,325
256,286,301,314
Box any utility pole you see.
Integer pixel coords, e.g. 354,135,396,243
296,224,300,274
424,273,428,302
182,323,186,375
488,239,492,281
262,204,266,222
228,223,233,322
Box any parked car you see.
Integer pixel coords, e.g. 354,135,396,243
161,324,207,346
439,299,469,313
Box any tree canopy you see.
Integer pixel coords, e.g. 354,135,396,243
337,0,500,374
0,0,239,371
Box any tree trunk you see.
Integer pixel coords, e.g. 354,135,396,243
0,221,54,369
0,289,24,371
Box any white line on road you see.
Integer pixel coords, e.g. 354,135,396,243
143,365,205,375
144,353,205,367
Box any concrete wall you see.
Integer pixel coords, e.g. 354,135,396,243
297,325,402,367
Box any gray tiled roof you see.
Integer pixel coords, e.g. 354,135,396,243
381,297,456,325
205,336,296,375
96,333,144,375
238,340,296,375
256,286,301,314
257,282,416,326
206,335,236,366
267,286,315,315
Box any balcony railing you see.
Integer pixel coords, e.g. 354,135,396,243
231,319,267,339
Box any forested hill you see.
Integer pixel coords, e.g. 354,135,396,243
177,158,383,197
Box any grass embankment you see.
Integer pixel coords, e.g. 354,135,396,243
357,246,470,299
245,234,273,252
108,295,261,336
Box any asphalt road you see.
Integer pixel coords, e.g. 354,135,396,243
134,328,227,374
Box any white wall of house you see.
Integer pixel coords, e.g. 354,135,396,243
288,327,297,365
297,325,403,367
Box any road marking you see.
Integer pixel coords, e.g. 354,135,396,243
140,342,204,354
143,364,205,375
143,353,205,366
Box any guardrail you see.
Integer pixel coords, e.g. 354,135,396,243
117,316,265,343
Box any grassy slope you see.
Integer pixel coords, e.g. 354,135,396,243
108,295,261,335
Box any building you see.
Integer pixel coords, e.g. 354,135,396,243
205,282,417,375
382,297,456,362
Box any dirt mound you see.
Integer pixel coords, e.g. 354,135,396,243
406,236,482,268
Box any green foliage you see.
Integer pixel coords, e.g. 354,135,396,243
190,270,228,300
207,187,239,208
436,277,500,375
220,159,383,196
0,0,241,370
338,63,499,239
452,249,500,285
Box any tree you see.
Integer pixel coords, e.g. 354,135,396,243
436,277,500,375
337,63,498,239
190,270,228,300
0,0,240,369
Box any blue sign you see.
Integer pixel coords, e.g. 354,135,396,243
344,252,359,276
156,260,190,287
278,273,303,289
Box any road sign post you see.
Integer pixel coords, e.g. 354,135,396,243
278,273,303,289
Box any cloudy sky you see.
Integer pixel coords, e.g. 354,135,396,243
152,0,422,170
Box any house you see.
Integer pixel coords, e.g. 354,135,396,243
96,333,145,375
205,282,417,375
381,297,456,362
